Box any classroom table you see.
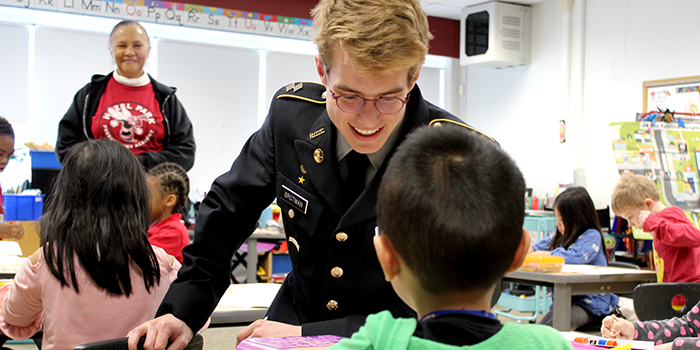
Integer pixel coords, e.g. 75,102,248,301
211,283,281,327
244,231,286,284
502,264,656,331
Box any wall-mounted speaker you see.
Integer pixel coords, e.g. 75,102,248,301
460,1,531,69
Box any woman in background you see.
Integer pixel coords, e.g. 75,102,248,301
56,20,195,172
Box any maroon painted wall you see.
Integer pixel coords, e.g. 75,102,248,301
185,0,460,58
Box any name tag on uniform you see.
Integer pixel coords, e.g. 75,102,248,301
281,185,308,214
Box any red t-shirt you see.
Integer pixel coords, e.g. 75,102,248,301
644,206,700,283
148,213,190,263
91,77,165,155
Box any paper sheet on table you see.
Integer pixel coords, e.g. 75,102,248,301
561,264,645,275
216,284,281,309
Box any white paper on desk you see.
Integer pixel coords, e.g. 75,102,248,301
561,264,644,275
217,284,281,308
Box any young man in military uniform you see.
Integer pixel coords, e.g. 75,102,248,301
128,1,493,349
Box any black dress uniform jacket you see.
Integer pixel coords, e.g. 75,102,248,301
156,82,493,336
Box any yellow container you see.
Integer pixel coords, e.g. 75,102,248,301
520,254,565,273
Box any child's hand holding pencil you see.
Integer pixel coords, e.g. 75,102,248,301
601,315,635,340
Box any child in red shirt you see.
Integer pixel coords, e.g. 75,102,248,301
147,162,190,263
612,174,700,283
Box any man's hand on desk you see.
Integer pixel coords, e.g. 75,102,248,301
127,314,193,350
236,319,301,345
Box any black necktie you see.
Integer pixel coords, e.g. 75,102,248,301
343,150,370,209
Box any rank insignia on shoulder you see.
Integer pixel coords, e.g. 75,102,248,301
286,82,303,93
277,82,326,104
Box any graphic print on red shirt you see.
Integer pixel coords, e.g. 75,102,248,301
92,78,165,155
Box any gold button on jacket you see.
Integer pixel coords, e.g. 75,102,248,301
331,267,343,278
335,232,348,242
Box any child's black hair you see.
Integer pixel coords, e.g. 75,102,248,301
377,125,525,294
40,139,160,296
0,117,15,138
549,186,603,250
147,162,190,213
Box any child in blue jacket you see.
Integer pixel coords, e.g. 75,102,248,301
530,186,619,330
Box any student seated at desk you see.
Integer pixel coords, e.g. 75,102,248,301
612,174,700,284
0,140,180,350
330,126,572,350
529,187,619,331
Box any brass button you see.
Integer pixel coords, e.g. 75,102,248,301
326,300,338,311
331,267,343,278
288,209,295,219
335,232,348,242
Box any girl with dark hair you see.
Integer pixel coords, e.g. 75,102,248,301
0,139,180,350
147,162,191,263
529,186,619,330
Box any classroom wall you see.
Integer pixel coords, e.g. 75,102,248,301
5,0,696,210
462,0,700,209
0,8,450,199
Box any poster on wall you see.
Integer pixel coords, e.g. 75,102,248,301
644,76,700,114
610,121,700,211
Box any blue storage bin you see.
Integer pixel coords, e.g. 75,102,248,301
30,150,62,170
272,253,292,274
3,194,44,221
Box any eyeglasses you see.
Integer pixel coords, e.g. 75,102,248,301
328,89,410,115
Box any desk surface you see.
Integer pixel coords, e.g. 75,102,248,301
211,283,281,327
506,264,657,284
503,264,656,331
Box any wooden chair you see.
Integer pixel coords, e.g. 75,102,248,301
74,333,203,350
633,283,700,321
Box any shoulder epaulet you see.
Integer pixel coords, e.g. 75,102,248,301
277,82,326,104
429,118,495,142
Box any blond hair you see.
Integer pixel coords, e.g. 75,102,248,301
311,0,432,82
611,175,660,213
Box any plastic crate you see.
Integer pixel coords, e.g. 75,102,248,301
494,286,552,322
30,150,62,170
497,291,552,311
3,194,44,221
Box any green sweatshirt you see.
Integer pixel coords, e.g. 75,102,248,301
329,311,574,350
